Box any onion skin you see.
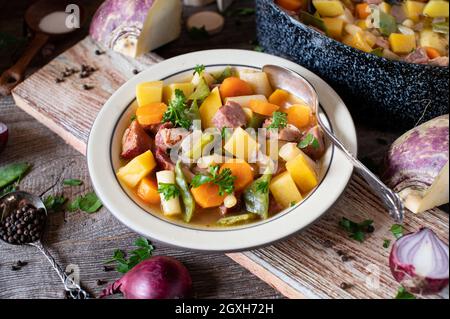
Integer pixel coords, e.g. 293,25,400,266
383,115,449,212
389,228,449,295
100,256,192,299
0,122,8,154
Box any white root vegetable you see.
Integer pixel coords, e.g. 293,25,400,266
89,0,182,57
383,115,449,214
279,143,302,162
224,194,238,209
156,170,182,216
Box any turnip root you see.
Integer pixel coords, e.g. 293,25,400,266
383,115,449,214
89,0,182,57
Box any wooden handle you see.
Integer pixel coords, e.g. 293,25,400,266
0,33,49,96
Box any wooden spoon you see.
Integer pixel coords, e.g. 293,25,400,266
0,0,85,96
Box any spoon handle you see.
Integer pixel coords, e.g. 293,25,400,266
30,241,90,299
322,128,404,223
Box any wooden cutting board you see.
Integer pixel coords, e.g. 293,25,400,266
12,37,449,299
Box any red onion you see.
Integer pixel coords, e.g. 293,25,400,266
390,228,449,295
0,122,8,154
100,256,192,299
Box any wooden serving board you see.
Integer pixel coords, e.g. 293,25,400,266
12,37,449,299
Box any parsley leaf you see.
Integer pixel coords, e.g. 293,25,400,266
194,64,205,75
68,192,102,213
390,224,404,239
191,165,236,196
43,195,67,213
339,217,374,243
214,67,233,83
383,239,391,249
0,163,30,189
0,184,17,197
162,89,192,129
395,286,416,299
255,181,269,194
106,237,154,273
130,114,137,122
254,45,264,52
158,183,180,201
298,133,320,150
267,112,287,130
63,179,83,186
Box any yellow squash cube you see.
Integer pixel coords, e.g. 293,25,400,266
163,83,195,103
323,17,345,39
136,81,163,107
286,151,318,194
312,0,344,17
355,19,368,31
405,1,426,22
199,87,222,129
423,0,449,18
117,151,157,188
270,171,303,209
389,33,417,54
343,32,373,53
224,127,260,161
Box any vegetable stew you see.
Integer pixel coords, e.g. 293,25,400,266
116,66,327,227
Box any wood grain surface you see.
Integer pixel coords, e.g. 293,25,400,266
2,0,449,299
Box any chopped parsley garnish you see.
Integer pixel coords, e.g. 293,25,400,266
106,237,154,273
194,64,205,76
68,192,103,213
390,224,404,239
395,286,416,299
267,112,287,130
214,67,233,83
191,165,236,196
255,181,269,194
339,217,374,243
158,183,180,201
162,89,192,129
43,195,67,213
298,133,320,150
383,239,391,249
63,179,83,186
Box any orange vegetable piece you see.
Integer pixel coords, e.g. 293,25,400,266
136,102,168,126
220,160,254,192
355,3,370,19
276,0,303,11
219,77,254,99
287,104,311,128
137,177,160,205
248,99,280,116
191,183,226,208
425,47,441,59
269,89,290,106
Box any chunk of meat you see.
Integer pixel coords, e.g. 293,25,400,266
155,147,175,171
301,126,326,161
269,195,284,215
155,125,190,153
376,37,389,50
212,101,247,130
391,5,406,23
121,120,153,159
404,48,429,64
263,119,302,142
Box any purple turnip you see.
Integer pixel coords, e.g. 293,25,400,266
383,115,449,213
390,228,449,295
89,0,182,57
100,256,192,299
0,122,8,154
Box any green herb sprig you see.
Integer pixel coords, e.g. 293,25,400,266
106,237,154,273
395,286,416,299
255,181,269,194
390,224,404,239
298,133,320,150
191,165,236,196
194,64,205,75
68,192,103,213
158,183,180,201
267,112,287,130
162,89,192,129
339,217,374,243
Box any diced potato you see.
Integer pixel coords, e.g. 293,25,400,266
423,0,449,18
389,33,417,54
420,29,447,55
224,127,260,161
136,81,163,107
270,171,303,208
404,1,426,22
224,95,268,108
379,2,392,13
323,17,345,39
343,32,373,52
286,151,318,194
117,151,157,188
199,87,222,129
312,0,344,17
163,83,195,103
238,71,273,97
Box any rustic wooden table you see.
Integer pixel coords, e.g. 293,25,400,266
1,0,446,299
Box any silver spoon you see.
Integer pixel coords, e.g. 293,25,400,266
0,191,90,299
263,65,404,223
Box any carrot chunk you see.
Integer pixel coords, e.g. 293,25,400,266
136,102,168,125
219,77,254,99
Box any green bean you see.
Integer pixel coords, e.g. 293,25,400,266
175,161,195,223
217,213,258,226
243,173,272,219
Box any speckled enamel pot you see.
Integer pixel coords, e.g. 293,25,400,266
256,0,449,128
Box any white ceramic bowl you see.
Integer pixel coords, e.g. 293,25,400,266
87,49,357,252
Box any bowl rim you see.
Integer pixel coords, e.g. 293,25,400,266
87,49,358,252
262,0,448,71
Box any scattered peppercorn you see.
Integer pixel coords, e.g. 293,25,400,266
16,260,27,267
55,78,64,83
82,84,94,91
132,69,140,75
340,282,353,290
95,50,105,56
11,265,21,271
80,64,96,78
336,250,345,256
96,279,107,286
103,265,115,272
